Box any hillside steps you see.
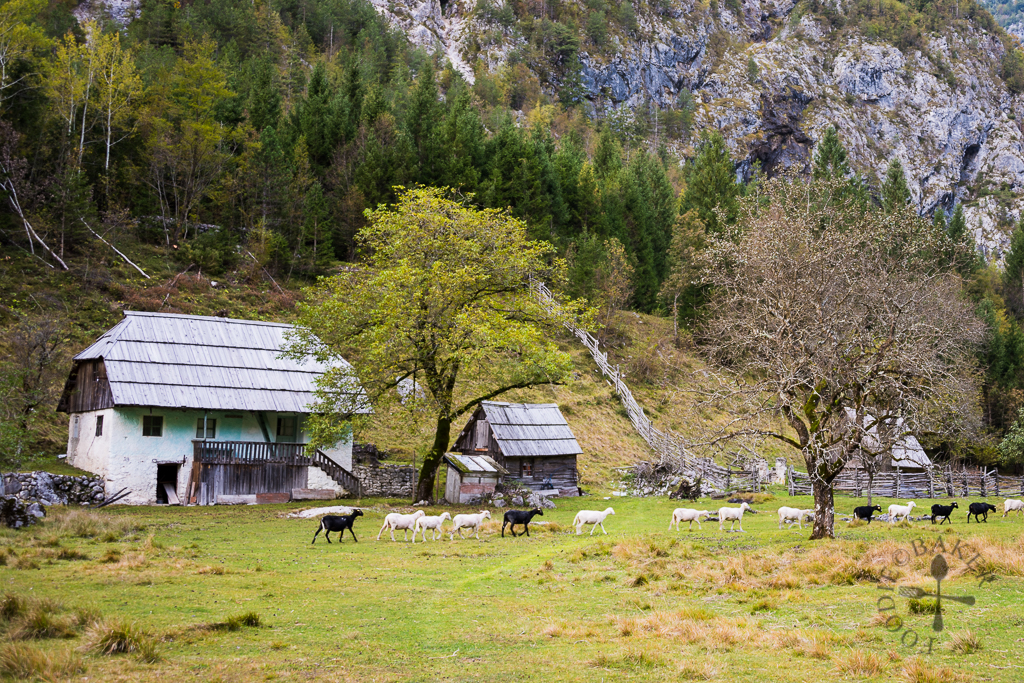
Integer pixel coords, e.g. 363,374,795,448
311,449,362,497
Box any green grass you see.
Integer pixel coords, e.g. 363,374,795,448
0,495,1018,681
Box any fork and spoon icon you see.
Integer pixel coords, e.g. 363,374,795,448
896,554,976,632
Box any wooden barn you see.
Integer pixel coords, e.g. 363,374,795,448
57,311,366,505
451,402,582,496
443,454,508,504
841,409,933,474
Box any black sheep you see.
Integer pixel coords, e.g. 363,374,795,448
311,510,364,544
853,505,883,523
930,502,958,525
967,502,997,523
501,508,543,537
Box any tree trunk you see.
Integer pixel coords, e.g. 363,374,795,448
866,467,874,507
415,413,451,503
810,475,836,539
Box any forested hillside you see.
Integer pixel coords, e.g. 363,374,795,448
4,0,1024,474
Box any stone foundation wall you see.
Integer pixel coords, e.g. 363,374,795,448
352,463,416,498
2,472,106,506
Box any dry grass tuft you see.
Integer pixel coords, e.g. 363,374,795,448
835,649,888,677
947,629,982,655
46,508,143,541
81,619,160,662
678,660,719,680
0,643,84,679
900,656,974,683
590,647,665,670
961,535,1024,576
541,623,562,638
197,565,228,575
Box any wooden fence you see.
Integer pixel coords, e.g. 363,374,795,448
788,466,1024,498
533,282,766,494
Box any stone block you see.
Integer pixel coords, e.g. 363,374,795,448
217,495,257,505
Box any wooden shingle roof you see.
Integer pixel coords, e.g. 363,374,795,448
61,311,366,414
479,401,582,457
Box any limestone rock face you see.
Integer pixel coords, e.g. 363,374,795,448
369,0,1024,249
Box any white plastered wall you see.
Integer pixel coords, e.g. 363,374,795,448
66,407,354,503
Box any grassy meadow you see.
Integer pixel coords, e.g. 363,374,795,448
0,493,1021,682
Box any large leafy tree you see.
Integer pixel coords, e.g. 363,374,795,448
695,177,984,539
289,187,577,502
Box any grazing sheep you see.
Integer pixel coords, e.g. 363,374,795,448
501,509,543,537
450,511,491,540
853,505,883,524
718,503,751,532
777,506,815,530
573,508,615,535
376,510,427,541
311,510,363,544
967,502,997,523
887,501,917,524
930,502,958,525
1003,499,1024,518
669,508,710,532
413,512,451,542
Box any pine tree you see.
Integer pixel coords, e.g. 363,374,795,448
433,83,485,192
1004,216,1024,314
881,157,912,212
247,57,281,131
301,181,333,273
812,126,851,180
293,62,340,169
592,127,622,181
947,204,979,277
406,61,441,184
679,130,739,234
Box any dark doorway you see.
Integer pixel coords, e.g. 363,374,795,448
156,464,180,504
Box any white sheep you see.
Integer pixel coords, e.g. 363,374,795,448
1003,498,1024,518
718,503,751,532
573,507,615,535
376,510,427,541
669,508,710,532
450,510,491,540
887,501,917,524
413,512,451,542
777,506,815,530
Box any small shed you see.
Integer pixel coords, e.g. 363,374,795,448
842,409,933,473
444,454,508,504
451,401,582,495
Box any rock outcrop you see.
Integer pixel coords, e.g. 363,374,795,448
370,0,1024,250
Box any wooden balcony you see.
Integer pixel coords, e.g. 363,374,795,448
192,440,309,465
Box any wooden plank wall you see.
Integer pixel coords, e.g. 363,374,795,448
65,360,115,413
196,463,308,505
504,455,579,495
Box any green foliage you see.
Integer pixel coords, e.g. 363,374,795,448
880,157,911,213
289,187,580,499
998,405,1024,467
812,126,851,180
679,130,740,235
1003,47,1024,94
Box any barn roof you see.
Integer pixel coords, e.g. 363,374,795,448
479,401,582,457
843,408,933,469
443,453,509,475
64,311,366,414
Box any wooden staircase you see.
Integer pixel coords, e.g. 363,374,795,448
310,449,362,497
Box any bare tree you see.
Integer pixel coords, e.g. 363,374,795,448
693,177,984,539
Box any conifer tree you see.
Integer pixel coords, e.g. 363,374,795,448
947,203,979,277
247,57,281,131
881,157,912,212
593,127,622,181
407,61,441,184
433,83,485,192
1004,216,1024,313
812,125,851,179
679,130,739,234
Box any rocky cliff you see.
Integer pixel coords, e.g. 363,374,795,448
373,0,1024,256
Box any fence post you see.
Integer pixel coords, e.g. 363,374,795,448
928,468,934,499
994,470,999,498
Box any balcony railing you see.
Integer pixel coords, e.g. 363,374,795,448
192,440,308,465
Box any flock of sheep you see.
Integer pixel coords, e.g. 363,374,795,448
309,497,1024,544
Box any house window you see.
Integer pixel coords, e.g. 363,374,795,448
522,460,533,477
276,416,297,442
95,415,103,437
195,418,216,439
142,415,163,437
